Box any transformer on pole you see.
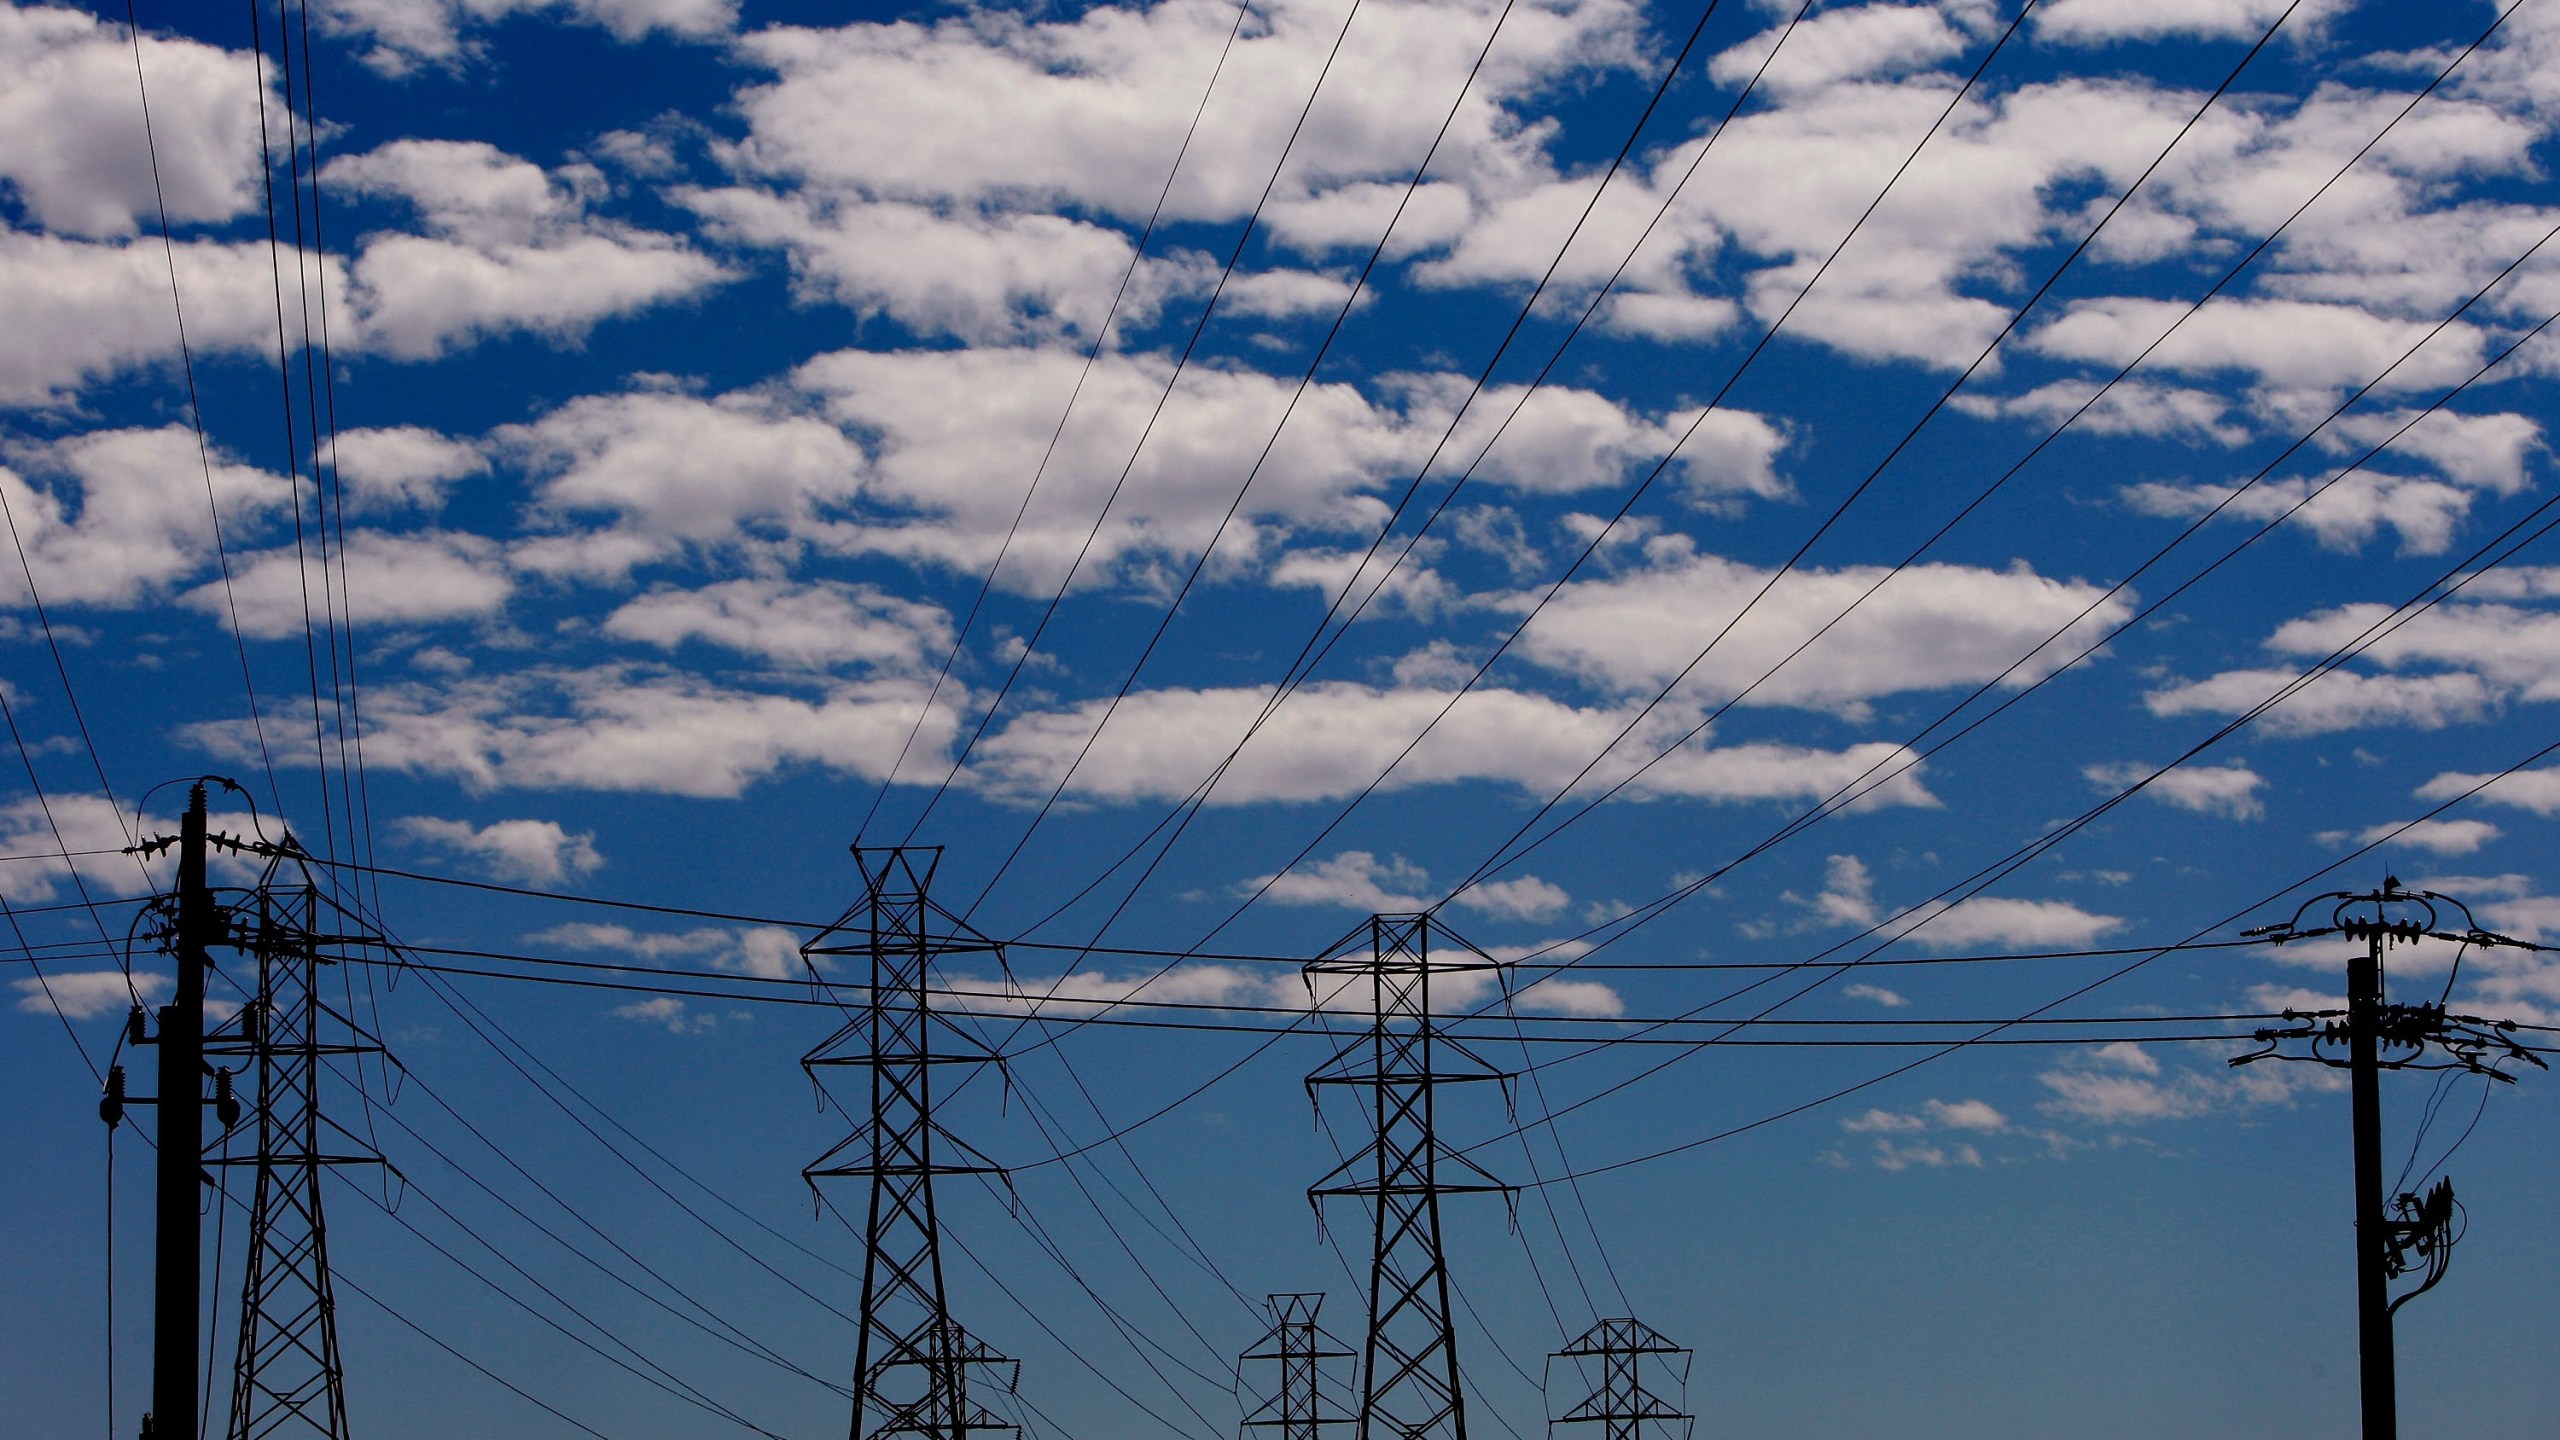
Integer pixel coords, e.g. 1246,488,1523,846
804,846,1020,1440
1306,914,1515,1440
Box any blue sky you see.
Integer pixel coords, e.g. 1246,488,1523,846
9,0,2560,1434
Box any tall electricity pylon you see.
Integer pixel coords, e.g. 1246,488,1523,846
1240,1293,1353,1440
209,846,388,1440
1306,914,1514,1440
804,846,1019,1440
1547,1319,1691,1440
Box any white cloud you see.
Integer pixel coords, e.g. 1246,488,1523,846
2344,818,2501,857
2144,666,2499,736
2122,470,2481,557
1837,1092,2013,1170
2268,600,2560,704
680,188,1161,345
2026,297,2490,398
324,140,730,359
2415,767,2560,817
0,8,269,237
791,347,1749,594
1251,849,1570,923
501,389,868,577
2083,761,2265,820
1707,4,1971,99
611,995,728,1033
1498,540,2134,717
964,680,1937,810
1254,850,1435,912
719,0,1642,231
1899,893,2124,951
604,578,951,673
1951,379,2250,446
13,968,165,1020
188,666,963,800
399,815,603,886
0,428,292,608
0,231,286,407
315,0,737,76
1787,853,1880,929
2034,0,2353,46
1841,981,1907,1007
0,793,151,902
328,426,487,513
186,529,513,637
1462,874,1572,923
1512,976,1621,1016
533,920,802,978
2038,1040,2338,1124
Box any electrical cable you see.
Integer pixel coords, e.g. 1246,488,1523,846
895,0,1385,845
120,0,288,817
1490,740,2560,1186
331,1167,793,1437
856,0,1260,842
320,1057,848,1392
946,0,1766,926
325,1261,618,1440
1428,0,2540,916
1012,0,2038,956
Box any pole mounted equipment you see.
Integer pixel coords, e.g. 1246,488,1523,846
113,784,391,1440
2231,878,2546,1440
804,846,1021,1440
1306,914,1517,1440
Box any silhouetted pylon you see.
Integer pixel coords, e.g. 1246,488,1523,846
1306,914,1514,1440
803,846,1019,1440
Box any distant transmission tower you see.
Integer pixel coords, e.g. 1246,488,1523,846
1546,1319,1692,1440
209,843,388,1440
1240,1292,1353,1440
804,846,1019,1440
1307,914,1514,1440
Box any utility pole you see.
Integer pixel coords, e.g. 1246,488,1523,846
208,845,386,1440
1546,1319,1690,1440
804,846,1019,1440
1240,1293,1353,1440
1306,914,1514,1440
102,783,218,1440
2234,878,2547,1440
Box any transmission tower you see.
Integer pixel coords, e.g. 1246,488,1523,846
1306,914,1514,1440
1240,1293,1353,1440
207,842,389,1440
2233,877,2547,1440
1546,1319,1691,1440
804,846,1019,1440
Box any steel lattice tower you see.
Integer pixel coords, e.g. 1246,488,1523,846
207,848,387,1440
1307,914,1513,1440
1240,1293,1353,1440
1547,1319,1691,1440
804,847,1018,1440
